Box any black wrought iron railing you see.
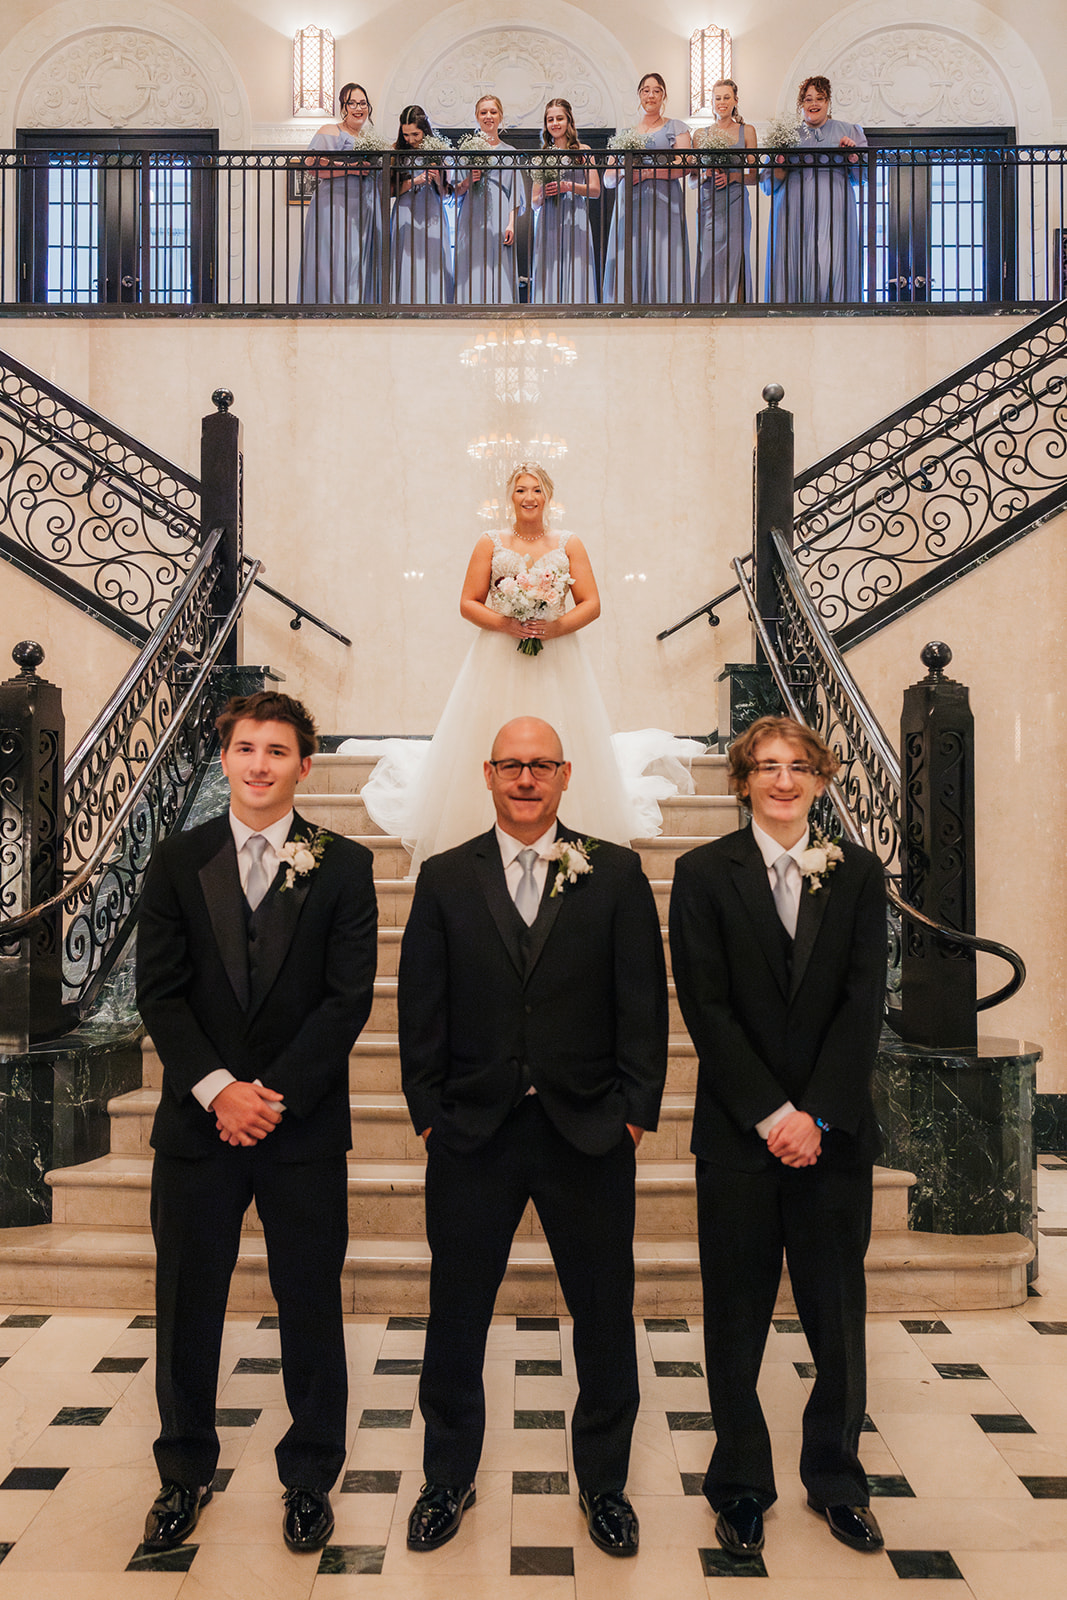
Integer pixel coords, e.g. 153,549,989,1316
2,143,1065,313
0,530,259,1013
735,532,1024,1011
0,347,350,647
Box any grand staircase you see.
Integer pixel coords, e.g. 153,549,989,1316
0,749,1033,1314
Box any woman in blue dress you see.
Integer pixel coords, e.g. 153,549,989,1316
299,82,381,304
765,75,867,304
604,72,691,304
694,79,756,303
391,104,453,304
453,94,522,304
530,98,600,304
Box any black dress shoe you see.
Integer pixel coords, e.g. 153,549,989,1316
808,1498,884,1552
143,1481,212,1549
282,1486,334,1551
406,1481,476,1551
578,1489,639,1556
715,1496,765,1556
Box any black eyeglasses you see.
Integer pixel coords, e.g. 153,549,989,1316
343,100,369,111
488,759,564,779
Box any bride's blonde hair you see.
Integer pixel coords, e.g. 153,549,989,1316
505,462,554,503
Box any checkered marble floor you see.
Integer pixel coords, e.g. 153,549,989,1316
0,1164,1067,1598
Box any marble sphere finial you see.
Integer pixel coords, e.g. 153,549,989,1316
212,388,234,413
12,640,45,676
921,640,953,678
762,383,785,406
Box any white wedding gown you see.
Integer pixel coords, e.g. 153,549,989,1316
349,531,703,876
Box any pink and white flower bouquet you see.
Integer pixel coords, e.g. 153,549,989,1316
493,567,574,655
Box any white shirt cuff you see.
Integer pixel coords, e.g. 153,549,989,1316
755,1100,796,1140
193,1069,236,1113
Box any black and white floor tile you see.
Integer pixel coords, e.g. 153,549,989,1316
0,1164,1066,1595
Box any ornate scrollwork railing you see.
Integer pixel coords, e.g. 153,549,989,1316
0,349,202,640
792,301,1067,647
0,531,260,1010
733,533,1025,1011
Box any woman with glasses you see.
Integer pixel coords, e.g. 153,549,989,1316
604,72,691,304
299,82,382,304
358,463,699,873
765,75,867,304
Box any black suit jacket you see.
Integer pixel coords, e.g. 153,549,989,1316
137,811,377,1161
399,825,668,1156
669,825,886,1172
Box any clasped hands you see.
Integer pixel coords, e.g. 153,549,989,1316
212,1080,284,1147
501,615,562,642
766,1109,821,1168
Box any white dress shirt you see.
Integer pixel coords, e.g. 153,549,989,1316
750,820,810,1141
192,809,294,1113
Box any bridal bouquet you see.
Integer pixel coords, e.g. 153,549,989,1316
493,567,574,655
457,132,494,168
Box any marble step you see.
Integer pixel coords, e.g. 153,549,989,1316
47,1152,914,1239
295,791,738,842
302,750,731,800
0,1222,1031,1315
138,1034,701,1096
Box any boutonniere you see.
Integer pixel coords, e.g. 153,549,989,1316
796,828,844,894
547,837,597,897
276,829,332,891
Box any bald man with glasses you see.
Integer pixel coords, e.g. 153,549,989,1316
399,716,668,1558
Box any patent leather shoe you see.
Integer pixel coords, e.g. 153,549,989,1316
283,1486,334,1551
143,1481,212,1549
406,1481,476,1551
578,1489,639,1555
715,1496,765,1556
808,1498,884,1552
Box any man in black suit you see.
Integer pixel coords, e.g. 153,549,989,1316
669,715,886,1559
136,691,376,1553
399,716,667,1558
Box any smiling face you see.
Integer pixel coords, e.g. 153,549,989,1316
476,97,503,139
511,471,547,525
801,86,830,127
713,83,737,121
545,105,570,145
341,90,369,131
220,718,312,829
740,734,826,849
485,718,570,843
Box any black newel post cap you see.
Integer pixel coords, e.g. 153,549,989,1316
211,388,234,413
921,641,953,681
12,641,45,677
762,383,785,406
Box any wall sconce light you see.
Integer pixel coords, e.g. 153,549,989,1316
689,25,733,117
293,25,335,118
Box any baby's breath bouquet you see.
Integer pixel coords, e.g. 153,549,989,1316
608,127,650,153
694,125,738,169
411,132,453,167
530,149,573,187
761,114,800,151
457,132,494,168
347,128,390,154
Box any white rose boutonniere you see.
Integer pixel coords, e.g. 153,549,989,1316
796,828,844,895
546,837,597,898
277,828,332,891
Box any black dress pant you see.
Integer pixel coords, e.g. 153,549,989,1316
151,1146,349,1492
419,1096,639,1492
696,1157,873,1510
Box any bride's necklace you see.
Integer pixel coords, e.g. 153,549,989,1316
512,525,545,543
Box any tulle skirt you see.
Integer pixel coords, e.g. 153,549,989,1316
348,628,701,877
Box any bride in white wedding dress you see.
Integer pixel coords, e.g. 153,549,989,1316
353,463,702,876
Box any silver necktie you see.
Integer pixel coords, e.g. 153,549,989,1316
772,852,798,939
244,832,272,912
514,847,540,926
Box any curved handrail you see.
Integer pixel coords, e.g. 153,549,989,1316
0,555,261,940
731,544,1025,1011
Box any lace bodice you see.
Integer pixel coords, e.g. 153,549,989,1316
486,530,571,618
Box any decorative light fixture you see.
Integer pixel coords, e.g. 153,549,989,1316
689,25,733,117
293,26,335,118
